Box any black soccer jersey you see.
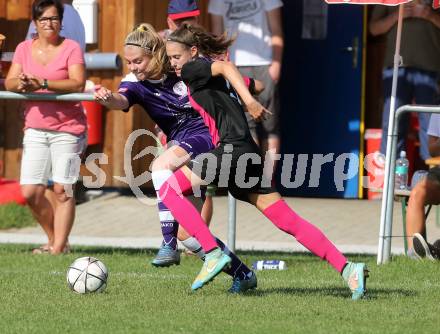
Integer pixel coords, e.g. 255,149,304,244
182,58,275,202
181,58,255,146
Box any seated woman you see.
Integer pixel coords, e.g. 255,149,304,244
406,113,440,260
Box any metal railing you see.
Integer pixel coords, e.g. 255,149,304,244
378,105,440,264
0,90,238,251
0,91,94,102
1,52,121,70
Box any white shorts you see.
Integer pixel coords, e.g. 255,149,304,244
20,129,87,185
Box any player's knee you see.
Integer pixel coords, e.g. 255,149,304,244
409,180,430,206
151,158,173,172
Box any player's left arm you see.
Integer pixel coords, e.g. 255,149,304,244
211,61,257,104
211,61,270,121
267,7,284,83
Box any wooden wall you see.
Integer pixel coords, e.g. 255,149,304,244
0,0,210,188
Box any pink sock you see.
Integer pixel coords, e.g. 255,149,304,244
159,170,218,252
263,199,347,273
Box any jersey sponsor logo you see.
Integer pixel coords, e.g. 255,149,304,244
225,0,262,20
173,81,188,98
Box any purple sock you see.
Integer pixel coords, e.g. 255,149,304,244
215,238,252,280
153,170,180,250
158,202,178,249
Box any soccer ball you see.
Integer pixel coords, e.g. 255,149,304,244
67,257,108,294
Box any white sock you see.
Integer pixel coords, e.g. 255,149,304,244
181,237,205,259
151,170,174,194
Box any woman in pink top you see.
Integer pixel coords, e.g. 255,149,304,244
5,0,86,255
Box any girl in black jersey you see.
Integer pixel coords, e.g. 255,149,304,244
158,24,368,299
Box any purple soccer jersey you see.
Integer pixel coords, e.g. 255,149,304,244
118,72,214,251
118,72,213,148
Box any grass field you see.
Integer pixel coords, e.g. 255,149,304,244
0,244,439,334
0,203,35,229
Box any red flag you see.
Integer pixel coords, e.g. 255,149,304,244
325,0,411,5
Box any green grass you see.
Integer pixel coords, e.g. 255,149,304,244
0,244,439,334
0,204,36,229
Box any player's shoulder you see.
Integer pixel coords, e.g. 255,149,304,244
182,58,211,75
121,73,139,83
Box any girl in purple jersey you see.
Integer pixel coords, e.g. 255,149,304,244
158,24,369,299
94,23,259,293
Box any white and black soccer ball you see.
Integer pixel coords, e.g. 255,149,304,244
67,257,108,294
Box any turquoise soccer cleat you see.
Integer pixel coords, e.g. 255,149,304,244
342,262,369,300
191,248,231,291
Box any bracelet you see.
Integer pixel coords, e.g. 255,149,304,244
41,79,48,90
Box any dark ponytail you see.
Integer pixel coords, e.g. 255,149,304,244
167,23,234,59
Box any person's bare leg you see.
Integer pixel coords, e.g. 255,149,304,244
248,192,348,273
261,135,280,182
151,147,192,237
21,184,54,246
406,178,440,248
45,187,58,212
159,168,254,291
151,145,195,265
248,192,366,299
51,183,75,254
37,187,58,249
201,192,214,227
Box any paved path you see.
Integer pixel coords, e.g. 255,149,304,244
2,193,440,254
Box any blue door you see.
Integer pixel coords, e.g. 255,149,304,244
278,3,364,198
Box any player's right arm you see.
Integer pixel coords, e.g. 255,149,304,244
94,86,129,110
